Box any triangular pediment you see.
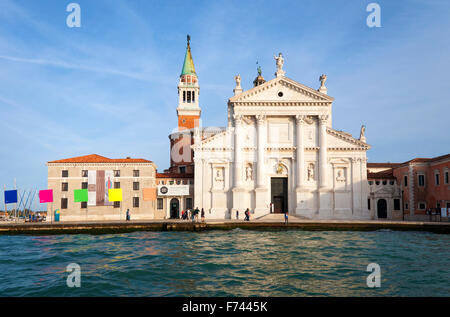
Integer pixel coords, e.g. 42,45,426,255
229,76,334,103
192,129,233,150
327,128,371,151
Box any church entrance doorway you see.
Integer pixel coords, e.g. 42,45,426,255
271,177,288,213
377,199,387,219
170,198,180,219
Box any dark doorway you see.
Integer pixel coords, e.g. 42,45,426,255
170,198,180,218
377,199,387,219
271,178,288,213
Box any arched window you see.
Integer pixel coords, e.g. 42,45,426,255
187,91,191,103
435,170,440,186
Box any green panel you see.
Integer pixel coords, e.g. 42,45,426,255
74,189,88,202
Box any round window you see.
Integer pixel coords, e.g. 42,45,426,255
278,91,283,97
160,186,168,194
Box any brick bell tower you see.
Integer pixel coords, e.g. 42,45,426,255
166,35,201,174
177,34,201,130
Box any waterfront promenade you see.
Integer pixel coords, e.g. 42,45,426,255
0,215,449,234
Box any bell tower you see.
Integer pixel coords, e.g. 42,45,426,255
177,35,201,131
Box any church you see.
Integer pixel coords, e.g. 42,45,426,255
44,37,448,222
166,36,373,220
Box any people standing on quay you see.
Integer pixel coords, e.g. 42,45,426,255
201,208,205,222
126,209,130,221
284,211,288,225
194,207,200,222
236,210,239,220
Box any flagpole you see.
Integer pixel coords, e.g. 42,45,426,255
3,185,6,220
14,179,17,223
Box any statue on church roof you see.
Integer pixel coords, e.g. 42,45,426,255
318,74,328,94
360,125,366,142
320,74,327,87
274,53,285,77
234,74,241,88
274,53,284,70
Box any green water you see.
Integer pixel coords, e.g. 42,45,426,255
0,229,448,296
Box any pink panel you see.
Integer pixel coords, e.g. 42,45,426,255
39,189,53,203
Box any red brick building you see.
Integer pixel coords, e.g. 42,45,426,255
368,154,450,220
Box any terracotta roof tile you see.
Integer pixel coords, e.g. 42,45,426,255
48,154,153,164
370,154,450,168
156,172,194,179
367,169,396,179
367,162,401,168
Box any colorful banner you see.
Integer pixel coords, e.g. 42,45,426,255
74,189,88,203
88,170,96,206
96,170,105,206
87,170,113,206
108,188,122,202
104,170,113,206
4,190,18,204
39,189,53,203
143,188,157,201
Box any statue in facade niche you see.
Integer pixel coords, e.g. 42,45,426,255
336,169,346,182
245,165,253,181
215,168,224,182
307,163,315,181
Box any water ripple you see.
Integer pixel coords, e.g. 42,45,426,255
0,230,448,296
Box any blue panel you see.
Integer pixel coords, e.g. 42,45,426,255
4,190,18,204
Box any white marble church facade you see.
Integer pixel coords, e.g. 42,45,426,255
192,55,373,220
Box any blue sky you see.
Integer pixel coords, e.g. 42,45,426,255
0,0,449,209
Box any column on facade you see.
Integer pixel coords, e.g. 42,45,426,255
319,115,328,188
295,115,306,189
256,115,266,188
234,114,243,188
193,157,203,209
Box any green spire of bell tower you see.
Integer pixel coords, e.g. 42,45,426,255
181,34,196,76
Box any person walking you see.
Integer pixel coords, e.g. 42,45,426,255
126,209,130,221
284,211,288,225
236,210,239,220
245,208,250,221
201,208,205,222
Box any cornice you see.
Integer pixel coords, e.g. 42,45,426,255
46,162,156,167
232,101,331,107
